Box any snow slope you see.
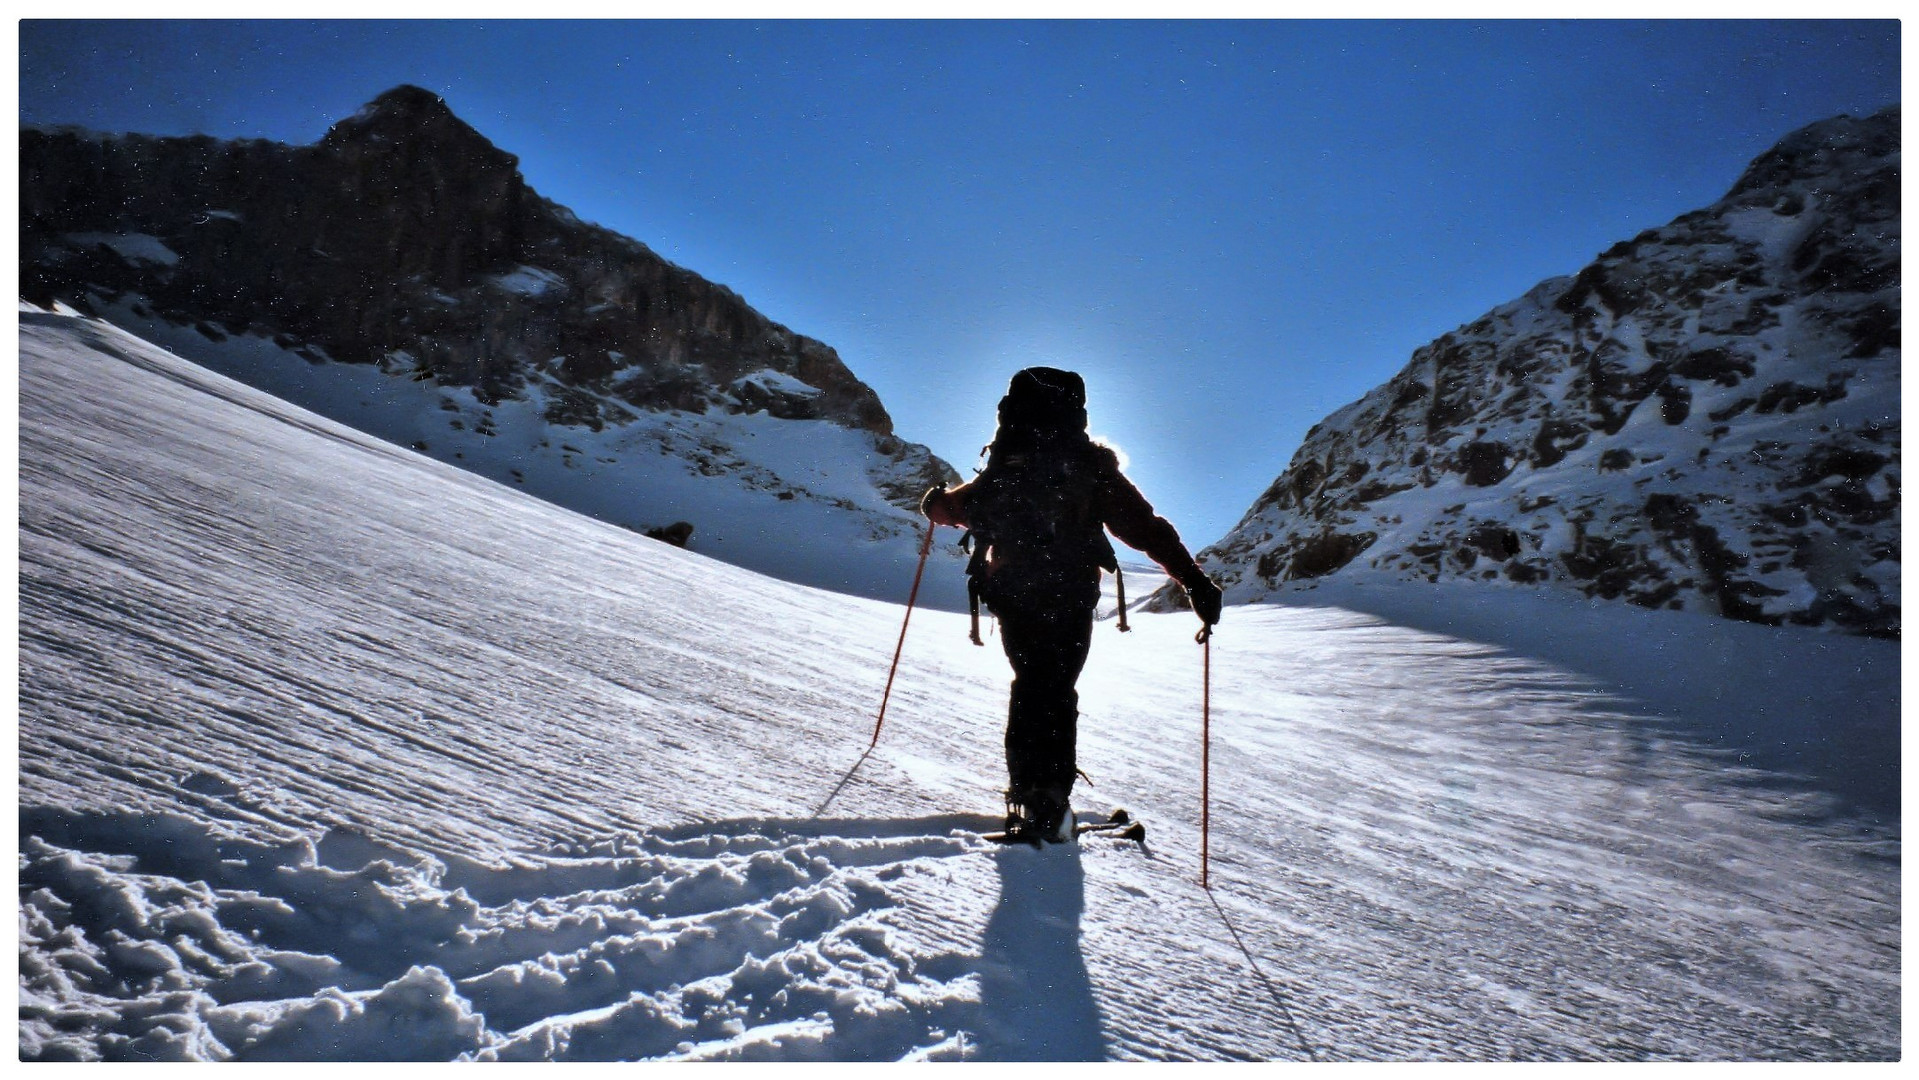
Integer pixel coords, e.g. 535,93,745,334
17,309,1901,1060
23,89,969,614
71,296,973,613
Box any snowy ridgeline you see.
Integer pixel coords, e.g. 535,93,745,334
77,293,973,613
17,308,1901,1061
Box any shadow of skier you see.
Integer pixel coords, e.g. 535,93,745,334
970,845,1106,1060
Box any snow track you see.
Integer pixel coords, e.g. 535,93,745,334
20,798,1229,1061
22,807,986,1060
16,310,1901,1060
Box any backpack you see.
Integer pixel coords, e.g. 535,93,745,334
962,369,1121,627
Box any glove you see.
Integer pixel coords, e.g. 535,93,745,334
1184,573,1223,626
920,484,963,527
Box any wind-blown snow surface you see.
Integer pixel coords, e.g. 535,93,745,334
76,296,971,613
18,310,1900,1061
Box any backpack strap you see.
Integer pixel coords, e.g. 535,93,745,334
960,530,988,646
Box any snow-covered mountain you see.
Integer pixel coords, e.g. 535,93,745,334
19,85,965,607
16,303,1900,1060
1172,107,1899,636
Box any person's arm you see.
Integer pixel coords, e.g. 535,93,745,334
1096,452,1222,623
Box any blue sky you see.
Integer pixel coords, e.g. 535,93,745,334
18,19,1901,547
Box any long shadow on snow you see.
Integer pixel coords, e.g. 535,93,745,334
1280,584,1901,823
632,814,1109,1059
970,844,1106,1060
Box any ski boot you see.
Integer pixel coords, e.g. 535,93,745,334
990,790,1074,846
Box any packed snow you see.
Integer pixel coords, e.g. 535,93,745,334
16,308,1901,1061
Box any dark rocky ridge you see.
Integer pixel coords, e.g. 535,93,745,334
1157,106,1899,637
20,85,906,444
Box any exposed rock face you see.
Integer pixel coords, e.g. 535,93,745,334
20,85,906,444
1163,107,1899,637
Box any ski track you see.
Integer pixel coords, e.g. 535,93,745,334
16,311,1902,1061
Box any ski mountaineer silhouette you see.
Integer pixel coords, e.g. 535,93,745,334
920,367,1223,844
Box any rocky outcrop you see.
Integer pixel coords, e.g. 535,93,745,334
20,85,900,442
1162,106,1899,637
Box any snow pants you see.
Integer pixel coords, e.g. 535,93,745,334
994,599,1097,811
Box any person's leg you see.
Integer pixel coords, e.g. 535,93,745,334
999,602,1096,832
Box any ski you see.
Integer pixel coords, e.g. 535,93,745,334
980,808,1145,847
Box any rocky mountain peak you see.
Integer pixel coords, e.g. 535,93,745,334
332,83,458,127
320,84,518,172
19,86,907,438
1723,104,1900,208
18,87,959,588
1168,107,1900,637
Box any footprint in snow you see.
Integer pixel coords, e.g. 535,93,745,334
18,808,989,1062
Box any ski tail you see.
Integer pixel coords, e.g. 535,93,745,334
1075,807,1146,843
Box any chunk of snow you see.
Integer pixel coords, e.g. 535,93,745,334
732,369,823,397
64,232,182,266
489,265,566,296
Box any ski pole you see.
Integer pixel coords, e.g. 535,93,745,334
871,522,936,749
1198,621,1213,889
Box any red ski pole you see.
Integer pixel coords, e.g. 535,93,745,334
1199,622,1213,889
871,522,936,749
